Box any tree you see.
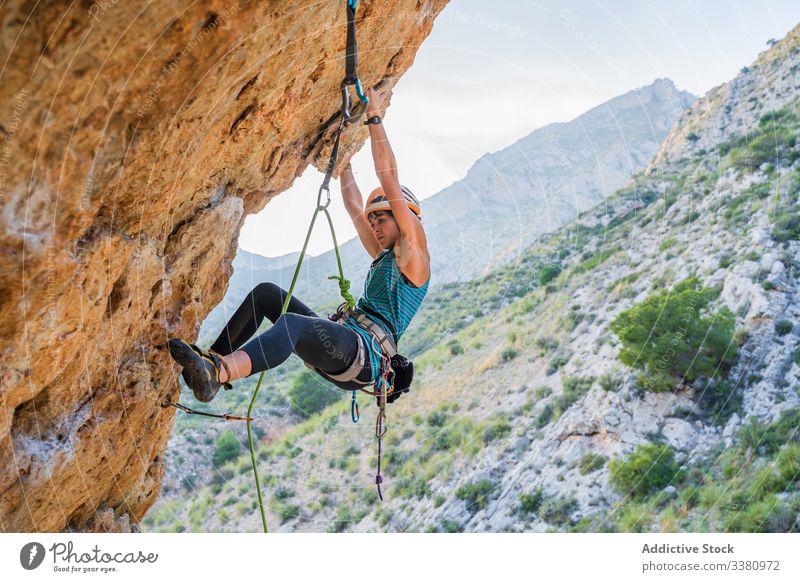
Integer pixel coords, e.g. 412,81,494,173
610,277,737,391
538,263,562,285
288,369,344,417
213,429,241,467
609,443,682,499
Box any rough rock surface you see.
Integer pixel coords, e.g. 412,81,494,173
0,0,448,532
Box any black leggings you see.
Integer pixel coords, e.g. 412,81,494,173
209,282,372,382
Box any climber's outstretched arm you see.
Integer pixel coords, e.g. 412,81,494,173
365,87,425,245
341,163,382,258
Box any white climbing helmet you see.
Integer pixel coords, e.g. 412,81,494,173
364,186,421,218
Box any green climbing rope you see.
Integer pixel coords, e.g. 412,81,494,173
246,194,355,533
246,0,368,534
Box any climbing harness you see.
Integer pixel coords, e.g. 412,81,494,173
305,303,398,388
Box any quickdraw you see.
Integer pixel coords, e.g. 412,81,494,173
341,0,369,121
161,401,253,422
373,351,393,501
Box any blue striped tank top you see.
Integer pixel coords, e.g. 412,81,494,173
342,248,430,383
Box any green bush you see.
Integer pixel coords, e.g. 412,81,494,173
737,409,800,455
609,443,682,499
394,476,432,500
273,485,294,500
722,495,797,532
501,347,518,361
610,277,737,391
599,372,622,392
535,337,558,352
427,408,448,427
681,210,701,224
539,264,562,285
775,319,793,336
427,417,476,452
539,497,579,526
775,442,800,485
576,247,618,272
455,480,496,513
579,453,608,475
288,370,344,417
328,506,354,533
210,466,234,485
518,489,545,515
720,109,800,171
535,404,554,428
547,353,569,375
482,415,512,444
694,379,743,426
269,498,301,524
547,376,595,421
438,519,463,533
213,429,241,467
447,338,463,355
771,212,800,243
659,238,678,251
615,502,652,532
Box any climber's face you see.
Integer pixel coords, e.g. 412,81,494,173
367,210,398,249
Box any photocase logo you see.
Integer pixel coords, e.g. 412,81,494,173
20,542,46,570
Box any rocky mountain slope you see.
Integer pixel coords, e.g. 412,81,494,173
144,24,800,533
223,79,694,318
0,0,449,532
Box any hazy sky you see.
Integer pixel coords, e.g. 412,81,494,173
239,0,800,258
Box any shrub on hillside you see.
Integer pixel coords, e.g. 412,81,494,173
539,496,579,526
610,277,737,392
609,443,683,499
288,370,344,417
518,488,545,515
213,429,241,468
538,263,562,285
455,480,496,514
579,453,608,475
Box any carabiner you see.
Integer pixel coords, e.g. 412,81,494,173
354,78,368,103
351,391,360,423
375,409,387,438
341,79,369,123
317,184,331,210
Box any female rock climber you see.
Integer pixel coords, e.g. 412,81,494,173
167,87,431,406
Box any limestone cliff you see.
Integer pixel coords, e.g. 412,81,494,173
0,0,448,532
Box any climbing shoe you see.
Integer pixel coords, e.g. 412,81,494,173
167,339,233,403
